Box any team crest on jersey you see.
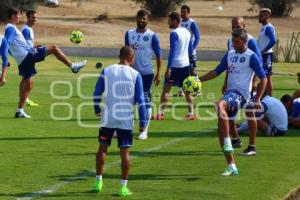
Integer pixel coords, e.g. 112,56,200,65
131,36,135,40
143,36,149,42
239,57,246,63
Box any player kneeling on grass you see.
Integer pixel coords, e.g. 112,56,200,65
93,46,147,196
199,28,267,176
4,8,87,118
281,94,300,128
238,94,288,136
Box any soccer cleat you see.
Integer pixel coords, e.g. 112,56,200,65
25,100,39,107
221,167,239,176
118,185,133,197
137,132,148,140
71,60,87,73
184,114,196,120
231,138,242,148
93,179,103,192
240,145,256,156
151,113,164,120
223,144,234,153
15,111,31,118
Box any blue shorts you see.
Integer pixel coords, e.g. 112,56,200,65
262,53,273,76
266,124,287,136
98,127,133,148
164,66,190,87
142,74,154,108
18,46,47,80
222,90,246,118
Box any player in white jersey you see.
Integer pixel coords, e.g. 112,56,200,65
0,33,9,86
93,47,147,196
5,8,87,118
199,28,267,176
238,95,288,136
224,17,263,148
257,8,277,96
125,10,162,140
281,94,300,128
152,12,194,120
174,5,201,97
21,10,38,106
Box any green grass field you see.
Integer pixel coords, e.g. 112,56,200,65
0,56,300,200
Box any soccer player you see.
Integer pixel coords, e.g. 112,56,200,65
93,46,147,196
125,9,162,140
21,10,38,106
224,16,263,148
174,5,201,97
152,12,194,120
199,28,267,175
238,95,288,136
0,33,9,86
281,94,300,128
292,72,300,99
257,8,277,96
5,8,87,118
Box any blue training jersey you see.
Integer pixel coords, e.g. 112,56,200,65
180,18,200,55
215,49,266,101
168,27,192,69
290,98,300,118
125,28,161,75
93,64,147,130
258,23,277,54
21,24,34,48
0,34,9,68
5,23,31,65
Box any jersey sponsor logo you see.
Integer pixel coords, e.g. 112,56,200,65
143,36,149,42
239,57,246,63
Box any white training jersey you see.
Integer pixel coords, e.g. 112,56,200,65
5,23,31,65
125,28,160,75
21,24,34,48
262,95,288,131
100,64,140,130
169,27,191,68
180,18,198,55
258,23,276,54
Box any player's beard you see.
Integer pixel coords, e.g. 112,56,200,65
137,22,147,30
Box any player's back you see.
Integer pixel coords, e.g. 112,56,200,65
170,27,191,68
101,64,140,129
262,95,288,131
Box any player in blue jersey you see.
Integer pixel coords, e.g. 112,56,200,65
21,10,38,106
125,10,162,140
174,5,201,97
5,8,87,118
224,17,263,148
257,8,277,96
0,34,9,86
281,94,300,128
152,12,194,120
93,46,147,196
199,28,267,175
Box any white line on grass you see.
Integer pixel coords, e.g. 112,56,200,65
16,130,213,200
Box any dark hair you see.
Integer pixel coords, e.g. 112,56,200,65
297,72,300,77
119,46,134,60
137,9,149,18
280,94,293,104
7,7,19,19
232,28,248,41
181,5,190,13
168,12,181,23
26,10,36,18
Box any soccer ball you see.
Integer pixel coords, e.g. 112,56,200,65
182,76,202,93
69,30,84,44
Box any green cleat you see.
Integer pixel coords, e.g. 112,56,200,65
223,144,234,154
118,185,133,197
93,179,103,192
26,100,39,107
221,167,239,176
